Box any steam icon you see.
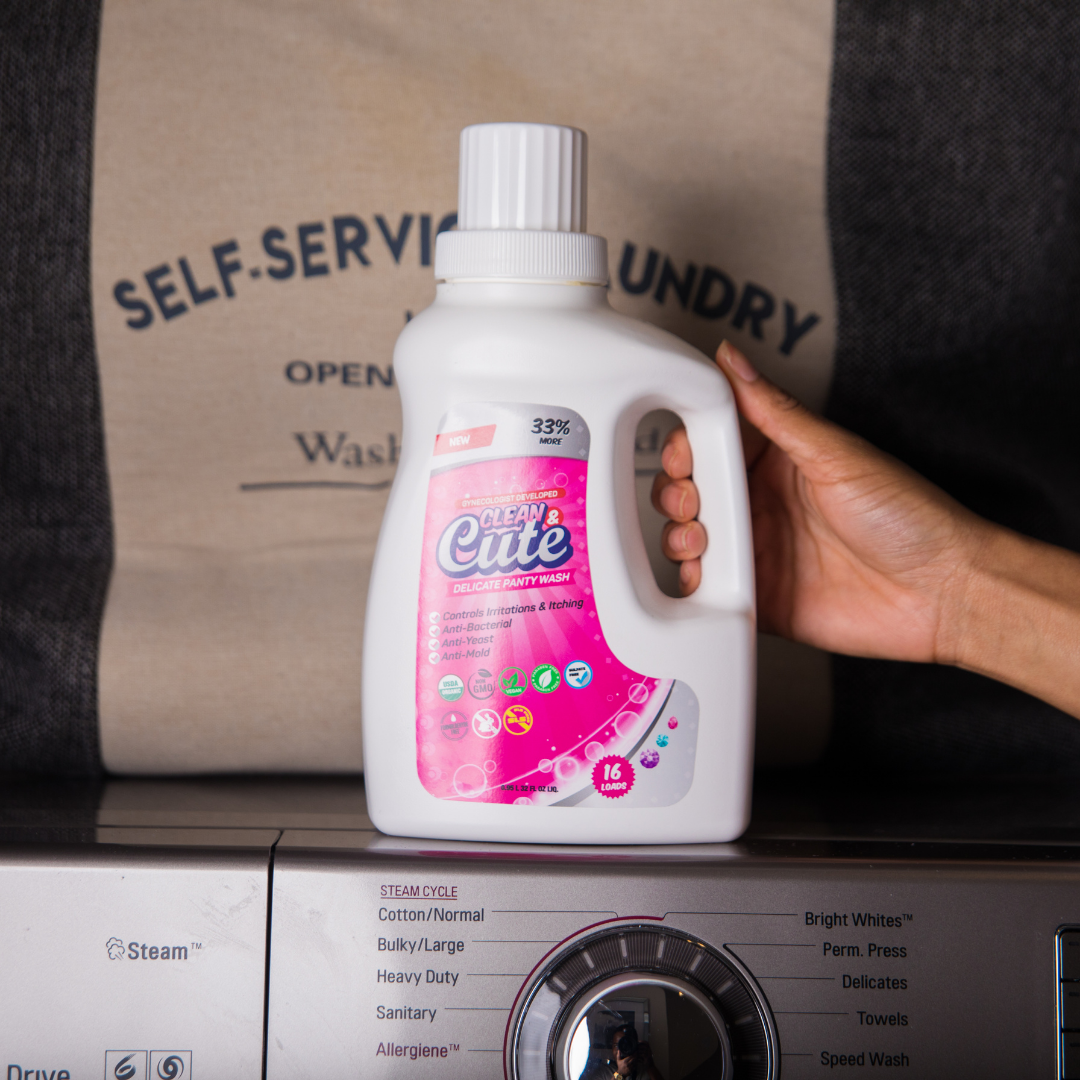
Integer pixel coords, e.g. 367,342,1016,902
106,936,125,960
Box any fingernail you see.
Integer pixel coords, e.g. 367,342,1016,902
661,483,685,518
679,560,698,596
718,340,759,382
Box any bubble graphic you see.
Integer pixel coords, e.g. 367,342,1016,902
555,757,579,782
554,472,568,486
453,763,487,798
668,717,679,730
419,714,434,730
514,797,531,805
484,760,497,774
585,741,605,762
615,711,643,738
426,766,442,781
640,749,660,769
656,734,669,748
538,758,554,773
627,683,650,704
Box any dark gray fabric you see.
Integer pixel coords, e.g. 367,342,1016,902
0,772,100,842
825,1,1080,772
0,1,110,773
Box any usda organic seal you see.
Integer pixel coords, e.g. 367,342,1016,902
438,674,465,701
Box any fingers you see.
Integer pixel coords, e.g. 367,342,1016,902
716,340,858,473
660,425,692,479
655,424,702,521
661,387,769,478
655,425,705,596
651,471,700,522
661,518,707,562
678,557,701,597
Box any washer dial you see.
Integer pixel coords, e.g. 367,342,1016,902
511,924,777,1080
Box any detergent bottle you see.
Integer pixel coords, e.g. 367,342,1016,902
362,123,755,843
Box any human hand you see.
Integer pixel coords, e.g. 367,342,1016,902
651,341,986,665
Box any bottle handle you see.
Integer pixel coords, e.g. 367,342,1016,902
680,392,755,613
624,377,754,618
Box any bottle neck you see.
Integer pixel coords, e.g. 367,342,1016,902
434,229,608,287
434,279,610,310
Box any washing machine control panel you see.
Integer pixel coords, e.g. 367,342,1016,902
265,835,1080,1079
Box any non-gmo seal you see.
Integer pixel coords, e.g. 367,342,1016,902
440,711,468,741
468,669,495,699
438,674,465,701
531,663,560,693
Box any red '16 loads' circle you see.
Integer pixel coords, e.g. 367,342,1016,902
592,755,634,799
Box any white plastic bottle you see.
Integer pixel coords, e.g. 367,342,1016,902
363,123,755,844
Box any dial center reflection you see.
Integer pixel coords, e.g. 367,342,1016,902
558,974,729,1080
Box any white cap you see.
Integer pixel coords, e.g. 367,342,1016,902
435,122,608,285
458,123,586,232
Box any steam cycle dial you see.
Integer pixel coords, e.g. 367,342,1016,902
510,924,778,1080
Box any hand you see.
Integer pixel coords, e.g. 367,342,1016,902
652,341,985,665
653,340,1080,719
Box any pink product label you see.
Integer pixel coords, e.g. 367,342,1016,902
416,403,698,808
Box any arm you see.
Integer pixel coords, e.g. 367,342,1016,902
653,341,1080,720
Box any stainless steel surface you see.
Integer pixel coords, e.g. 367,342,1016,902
96,777,372,832
2,771,1080,1077
0,844,270,1079
1061,929,1080,1080
266,834,1080,1078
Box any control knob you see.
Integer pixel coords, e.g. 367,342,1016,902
510,923,778,1079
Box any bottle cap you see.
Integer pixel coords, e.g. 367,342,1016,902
458,123,586,232
435,123,608,284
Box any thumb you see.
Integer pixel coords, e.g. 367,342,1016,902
715,340,856,472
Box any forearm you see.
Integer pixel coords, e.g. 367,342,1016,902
949,525,1080,719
